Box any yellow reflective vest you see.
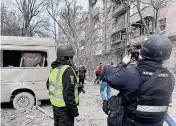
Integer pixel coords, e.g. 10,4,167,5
49,65,79,107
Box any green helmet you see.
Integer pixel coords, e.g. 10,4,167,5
57,43,75,57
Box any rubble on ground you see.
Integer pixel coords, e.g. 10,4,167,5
1,80,176,126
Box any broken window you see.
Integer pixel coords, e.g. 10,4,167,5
121,31,126,40
140,26,146,35
111,30,126,43
0,50,3,67
131,27,139,38
159,18,166,31
3,50,21,67
112,32,121,43
2,50,48,67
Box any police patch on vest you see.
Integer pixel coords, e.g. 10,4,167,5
143,71,168,77
70,75,74,84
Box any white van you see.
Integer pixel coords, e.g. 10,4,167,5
0,36,56,110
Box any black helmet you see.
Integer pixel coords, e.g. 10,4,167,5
140,34,172,61
57,43,75,57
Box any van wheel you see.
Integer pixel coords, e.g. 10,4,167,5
13,92,35,110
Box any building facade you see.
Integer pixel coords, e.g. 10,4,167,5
90,0,130,67
81,0,176,75
129,0,176,73
158,1,176,73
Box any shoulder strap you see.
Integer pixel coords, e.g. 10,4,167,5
124,69,161,101
139,69,161,94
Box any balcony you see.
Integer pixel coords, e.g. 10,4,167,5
111,39,125,47
112,22,126,34
111,40,125,52
112,39,124,45
131,34,147,46
112,3,128,18
130,6,154,24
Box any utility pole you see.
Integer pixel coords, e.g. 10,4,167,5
104,0,108,52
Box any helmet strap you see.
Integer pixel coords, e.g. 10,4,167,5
64,56,74,66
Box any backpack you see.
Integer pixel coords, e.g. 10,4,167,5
103,96,124,126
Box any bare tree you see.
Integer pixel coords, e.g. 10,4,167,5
1,3,22,36
131,0,171,34
14,0,46,36
47,0,84,64
1,0,50,37
30,16,51,37
46,0,61,41
47,0,105,69
135,0,150,34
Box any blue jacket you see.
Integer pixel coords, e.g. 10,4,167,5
99,60,174,126
100,63,140,94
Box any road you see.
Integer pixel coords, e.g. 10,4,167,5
1,80,176,126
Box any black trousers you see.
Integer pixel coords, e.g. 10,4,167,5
94,73,100,84
79,79,84,85
53,106,74,126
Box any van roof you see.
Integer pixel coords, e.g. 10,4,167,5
1,36,56,47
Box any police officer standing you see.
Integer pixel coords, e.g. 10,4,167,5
48,43,81,126
101,34,175,126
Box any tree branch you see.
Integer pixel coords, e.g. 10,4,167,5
132,0,150,34
47,7,69,39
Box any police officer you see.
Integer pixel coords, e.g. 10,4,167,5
101,34,175,126
48,43,81,126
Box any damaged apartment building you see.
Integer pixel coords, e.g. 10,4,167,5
79,0,175,73
91,0,130,67
129,0,176,73
78,0,130,70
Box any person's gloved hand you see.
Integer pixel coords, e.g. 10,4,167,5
123,54,131,65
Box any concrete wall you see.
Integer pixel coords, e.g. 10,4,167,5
159,1,176,37
164,41,176,73
159,1,176,73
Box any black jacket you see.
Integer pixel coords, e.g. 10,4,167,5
100,59,175,126
48,57,79,117
79,66,87,80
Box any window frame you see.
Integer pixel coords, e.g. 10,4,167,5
1,49,49,69
159,18,166,32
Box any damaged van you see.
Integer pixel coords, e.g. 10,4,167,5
0,36,56,110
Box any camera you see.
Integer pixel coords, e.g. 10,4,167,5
128,45,141,60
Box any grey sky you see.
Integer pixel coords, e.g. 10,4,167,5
77,0,89,11
6,0,89,11
76,0,104,12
